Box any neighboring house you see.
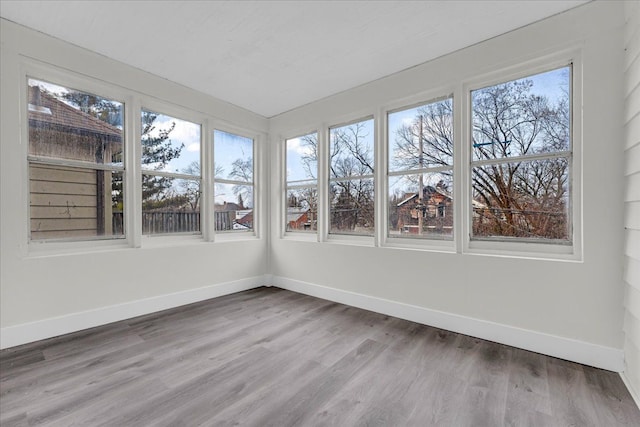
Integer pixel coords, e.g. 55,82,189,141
395,183,453,234
236,210,253,230
215,202,253,231
28,85,123,240
286,207,311,231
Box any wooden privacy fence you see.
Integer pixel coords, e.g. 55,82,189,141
112,211,237,234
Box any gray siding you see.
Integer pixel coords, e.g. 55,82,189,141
29,164,114,239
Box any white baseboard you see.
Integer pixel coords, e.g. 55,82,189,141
0,276,266,350
272,276,625,372
620,372,640,409
1,274,626,373
263,274,274,287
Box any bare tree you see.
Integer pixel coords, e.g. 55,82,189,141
299,133,318,180
179,161,201,211
470,78,569,239
229,157,253,207
329,122,374,232
392,98,454,174
391,76,569,240
297,122,375,233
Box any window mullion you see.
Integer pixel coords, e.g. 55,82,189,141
470,150,571,167
141,170,201,181
318,124,329,242
329,174,375,183
388,166,453,177
202,119,214,242
129,97,142,248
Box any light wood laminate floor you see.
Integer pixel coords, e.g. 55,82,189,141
1,287,639,426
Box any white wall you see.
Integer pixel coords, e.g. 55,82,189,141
0,19,270,347
623,0,640,404
269,1,627,369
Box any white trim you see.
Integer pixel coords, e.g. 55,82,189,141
318,123,329,242
326,233,375,245
620,372,640,410
273,276,624,372
202,117,214,242
0,274,629,375
140,169,201,181
0,275,266,349
461,50,583,261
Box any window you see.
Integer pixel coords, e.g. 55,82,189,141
285,133,318,232
141,110,201,235
213,130,254,232
388,97,454,239
470,66,571,243
27,78,124,241
329,118,375,236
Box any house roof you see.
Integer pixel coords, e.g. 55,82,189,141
28,85,122,141
397,186,452,207
287,207,308,223
237,211,253,226
216,202,243,212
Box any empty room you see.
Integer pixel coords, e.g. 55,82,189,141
1,0,639,425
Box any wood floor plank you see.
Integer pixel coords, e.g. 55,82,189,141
547,358,603,426
583,365,640,426
1,287,638,427
503,348,553,426
255,339,388,427
312,323,438,426
100,346,276,426
209,358,326,427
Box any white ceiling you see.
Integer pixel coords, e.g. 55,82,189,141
0,0,589,118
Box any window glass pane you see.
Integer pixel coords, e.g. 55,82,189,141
389,172,453,239
472,158,569,240
141,110,200,175
389,98,453,172
329,178,374,236
214,183,253,231
286,133,317,184
471,67,570,162
142,177,201,235
329,119,374,179
286,188,318,232
30,165,124,240
214,130,253,182
28,78,123,166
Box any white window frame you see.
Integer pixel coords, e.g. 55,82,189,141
212,122,260,241
137,98,207,247
278,51,581,262
19,59,265,256
327,115,376,242
283,131,319,239
384,94,456,249
21,61,134,255
461,52,582,261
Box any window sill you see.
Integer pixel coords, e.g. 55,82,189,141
213,231,259,243
282,232,318,242
383,236,455,253
26,238,132,259
140,233,204,249
326,233,374,247
465,240,581,262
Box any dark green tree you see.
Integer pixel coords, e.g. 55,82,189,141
140,111,183,210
